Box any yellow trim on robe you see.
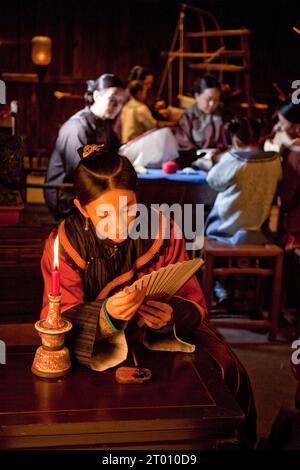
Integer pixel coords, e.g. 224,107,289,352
58,220,87,270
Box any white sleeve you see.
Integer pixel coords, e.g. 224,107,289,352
207,153,238,192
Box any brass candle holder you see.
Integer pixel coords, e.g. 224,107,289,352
32,294,72,378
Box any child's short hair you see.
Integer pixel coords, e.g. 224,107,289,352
225,117,265,146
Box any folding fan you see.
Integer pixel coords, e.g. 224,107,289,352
124,258,204,297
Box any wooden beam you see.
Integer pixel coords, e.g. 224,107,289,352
1,72,88,85
186,29,250,38
204,47,226,64
189,63,247,72
162,51,219,59
210,319,271,330
162,50,246,60
212,268,273,276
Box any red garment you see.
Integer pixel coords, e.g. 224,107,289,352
175,104,227,151
41,224,206,319
40,216,256,444
279,144,300,249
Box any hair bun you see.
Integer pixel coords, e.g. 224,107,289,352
86,80,95,91
224,119,240,134
77,144,106,160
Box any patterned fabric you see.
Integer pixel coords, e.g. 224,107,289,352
59,210,167,301
62,300,101,367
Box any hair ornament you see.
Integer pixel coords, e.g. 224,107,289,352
78,144,105,159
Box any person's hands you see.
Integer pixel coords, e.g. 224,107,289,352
138,300,173,329
273,129,292,146
105,286,147,322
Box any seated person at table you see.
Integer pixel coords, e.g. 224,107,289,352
121,80,158,143
175,75,227,159
127,65,170,121
277,98,300,250
40,144,256,444
127,65,154,102
205,117,282,244
275,99,300,326
264,97,300,153
45,73,125,219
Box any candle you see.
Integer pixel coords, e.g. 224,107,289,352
51,235,60,296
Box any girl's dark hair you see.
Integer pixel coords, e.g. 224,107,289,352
73,149,137,206
84,73,124,107
279,98,300,124
128,80,144,98
193,75,221,95
128,65,151,83
224,117,265,146
84,80,96,106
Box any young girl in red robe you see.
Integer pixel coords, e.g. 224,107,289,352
40,144,256,444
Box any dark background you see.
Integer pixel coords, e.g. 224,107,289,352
0,0,299,155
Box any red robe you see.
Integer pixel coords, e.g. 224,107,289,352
40,211,256,444
279,143,300,250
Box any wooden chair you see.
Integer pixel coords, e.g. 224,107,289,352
202,238,283,340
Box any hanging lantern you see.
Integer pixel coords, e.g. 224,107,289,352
31,36,52,66
31,36,52,81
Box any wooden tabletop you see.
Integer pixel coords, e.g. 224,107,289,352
0,346,244,450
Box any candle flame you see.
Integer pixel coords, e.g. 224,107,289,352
54,235,59,269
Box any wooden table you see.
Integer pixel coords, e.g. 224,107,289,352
0,346,244,450
138,170,217,209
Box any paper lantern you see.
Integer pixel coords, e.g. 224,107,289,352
31,36,52,66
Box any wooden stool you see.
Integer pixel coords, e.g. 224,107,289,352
202,238,283,340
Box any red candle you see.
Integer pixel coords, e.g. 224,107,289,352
51,235,60,296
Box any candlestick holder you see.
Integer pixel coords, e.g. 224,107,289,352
32,294,72,378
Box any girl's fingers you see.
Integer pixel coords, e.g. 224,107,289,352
145,300,173,314
110,303,139,321
138,304,171,321
107,287,147,319
139,312,167,329
111,287,146,308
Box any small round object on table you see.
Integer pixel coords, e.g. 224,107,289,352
162,161,178,174
115,366,152,384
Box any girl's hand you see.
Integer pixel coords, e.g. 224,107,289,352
138,300,173,329
105,286,147,322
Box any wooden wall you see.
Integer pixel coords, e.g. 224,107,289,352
0,0,299,156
